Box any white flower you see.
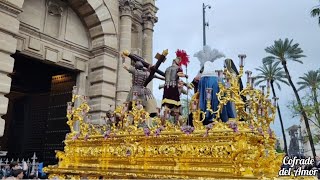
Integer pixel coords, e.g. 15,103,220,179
194,46,225,67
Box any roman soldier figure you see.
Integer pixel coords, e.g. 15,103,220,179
122,52,164,117
161,49,189,124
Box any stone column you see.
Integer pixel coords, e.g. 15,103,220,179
116,0,135,105
142,12,158,91
0,1,23,137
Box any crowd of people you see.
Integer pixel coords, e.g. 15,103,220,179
0,161,39,179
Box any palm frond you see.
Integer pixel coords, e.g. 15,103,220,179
255,61,288,90
263,56,276,64
275,82,281,90
311,7,320,17
297,70,320,91
265,38,305,65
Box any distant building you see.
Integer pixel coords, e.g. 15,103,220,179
286,125,302,156
300,116,320,157
276,138,285,151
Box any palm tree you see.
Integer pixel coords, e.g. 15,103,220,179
297,70,320,124
263,38,316,159
255,62,289,154
311,1,320,25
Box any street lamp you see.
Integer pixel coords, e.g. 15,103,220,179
203,3,211,47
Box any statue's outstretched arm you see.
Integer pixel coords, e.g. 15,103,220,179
154,74,165,81
177,72,188,79
159,84,164,89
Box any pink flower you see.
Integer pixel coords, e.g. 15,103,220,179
257,127,264,135
227,121,238,133
181,125,195,135
84,134,89,141
72,133,80,141
104,130,111,140
144,128,151,137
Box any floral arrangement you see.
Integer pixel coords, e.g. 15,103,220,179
155,126,165,136
227,121,238,133
103,130,111,139
180,125,195,135
143,127,151,137
257,127,264,135
204,122,215,137
72,132,80,141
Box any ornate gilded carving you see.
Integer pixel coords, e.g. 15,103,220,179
42,54,312,179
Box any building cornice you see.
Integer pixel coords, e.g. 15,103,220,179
0,0,23,17
18,22,92,57
91,45,119,58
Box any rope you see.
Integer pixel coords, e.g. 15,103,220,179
186,66,190,126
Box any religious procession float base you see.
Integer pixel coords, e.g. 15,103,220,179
43,61,315,179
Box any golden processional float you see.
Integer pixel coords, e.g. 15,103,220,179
44,53,290,179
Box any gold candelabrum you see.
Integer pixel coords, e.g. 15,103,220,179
43,55,300,180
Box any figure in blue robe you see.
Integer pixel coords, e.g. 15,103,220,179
198,63,235,125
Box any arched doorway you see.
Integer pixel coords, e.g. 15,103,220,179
1,0,96,165
2,54,77,165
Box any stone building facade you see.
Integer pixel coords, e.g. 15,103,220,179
0,0,158,138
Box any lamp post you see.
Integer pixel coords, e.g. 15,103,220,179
203,3,211,47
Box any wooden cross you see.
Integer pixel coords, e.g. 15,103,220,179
122,49,168,87
144,49,168,87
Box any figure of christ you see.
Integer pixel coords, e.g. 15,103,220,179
198,61,235,125
122,60,164,117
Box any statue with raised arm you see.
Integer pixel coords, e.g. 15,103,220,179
121,51,165,117
161,49,189,124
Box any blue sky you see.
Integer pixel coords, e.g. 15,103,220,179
151,0,320,140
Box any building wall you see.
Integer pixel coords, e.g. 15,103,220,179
300,118,320,157
0,0,158,137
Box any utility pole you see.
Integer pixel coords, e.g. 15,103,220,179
203,3,211,47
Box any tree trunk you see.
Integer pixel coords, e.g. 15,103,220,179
282,61,317,160
312,88,320,124
270,81,288,155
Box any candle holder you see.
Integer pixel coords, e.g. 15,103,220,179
72,86,78,95
67,102,73,114
272,97,279,106
83,96,89,102
267,80,270,89
260,85,266,95
123,102,129,112
206,88,212,101
133,91,138,101
136,100,143,110
245,71,252,85
247,77,252,87
251,77,256,89
192,100,197,112
86,115,92,122
238,54,246,67
206,88,214,114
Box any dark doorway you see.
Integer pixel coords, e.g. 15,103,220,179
0,53,77,165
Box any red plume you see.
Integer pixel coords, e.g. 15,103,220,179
176,49,189,67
